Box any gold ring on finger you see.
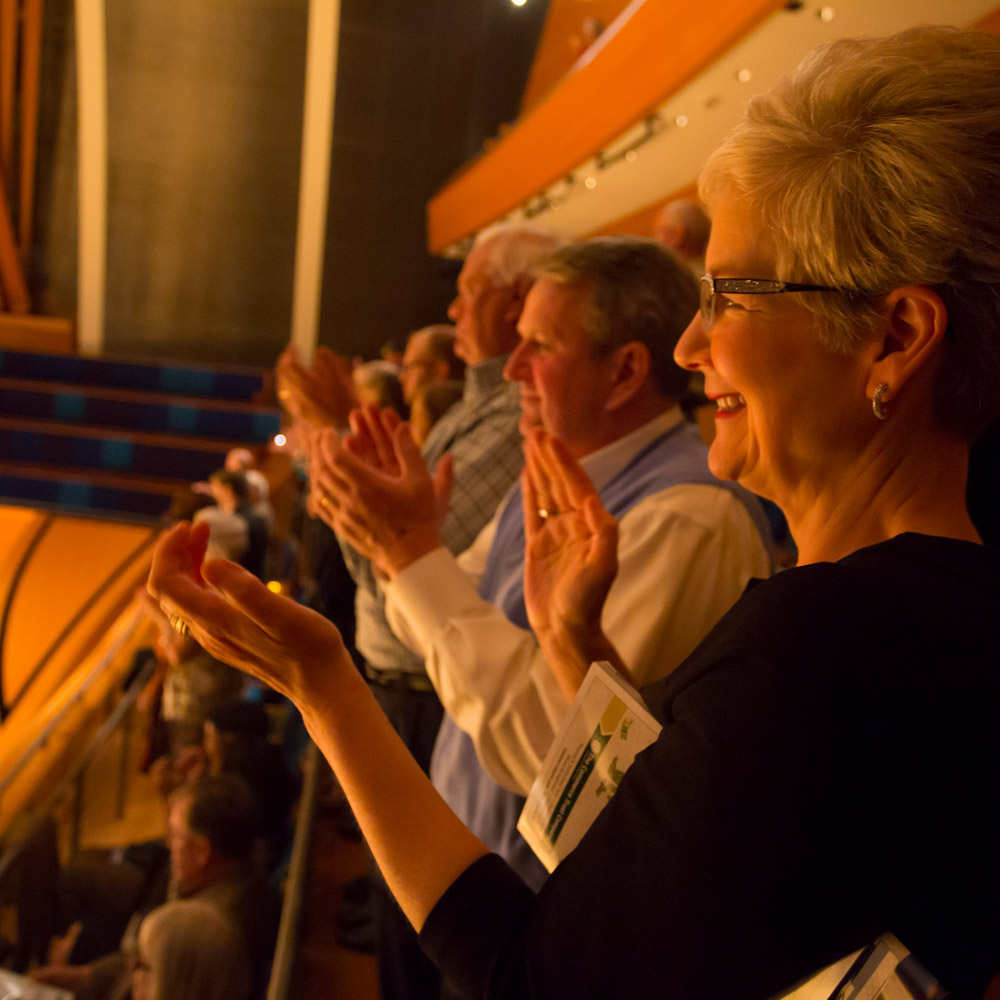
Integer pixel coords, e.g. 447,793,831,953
168,614,190,637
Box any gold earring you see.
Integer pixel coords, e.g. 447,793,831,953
872,382,889,421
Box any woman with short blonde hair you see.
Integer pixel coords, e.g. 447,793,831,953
131,900,251,1000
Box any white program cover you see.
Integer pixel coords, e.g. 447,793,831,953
517,659,662,872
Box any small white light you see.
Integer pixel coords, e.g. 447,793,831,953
737,68,752,83
625,149,638,163
511,0,527,6
675,114,689,128
584,176,598,190
819,6,835,21
274,433,287,447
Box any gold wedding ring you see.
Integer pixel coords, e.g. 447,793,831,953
319,493,333,510
168,614,190,637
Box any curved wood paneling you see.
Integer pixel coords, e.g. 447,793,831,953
426,0,785,252
0,506,156,716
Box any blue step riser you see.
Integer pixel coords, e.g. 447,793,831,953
0,428,228,481
2,387,280,442
0,474,168,520
0,348,267,403
0,347,276,520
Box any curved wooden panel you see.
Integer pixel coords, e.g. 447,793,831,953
426,0,785,252
0,505,157,715
0,505,160,831
520,0,634,115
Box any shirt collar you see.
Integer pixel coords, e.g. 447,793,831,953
463,354,511,403
579,407,685,494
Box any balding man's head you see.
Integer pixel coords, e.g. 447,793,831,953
447,226,568,365
400,324,463,404
653,199,711,262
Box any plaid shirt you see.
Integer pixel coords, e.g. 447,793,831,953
343,354,523,674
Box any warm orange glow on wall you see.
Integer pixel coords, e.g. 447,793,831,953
972,5,1000,33
0,505,161,834
585,182,700,240
0,508,157,712
519,0,635,115
427,0,785,252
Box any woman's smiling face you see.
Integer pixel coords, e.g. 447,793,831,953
673,189,872,507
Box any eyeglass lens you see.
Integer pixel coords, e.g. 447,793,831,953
699,277,715,328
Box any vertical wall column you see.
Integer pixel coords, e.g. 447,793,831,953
74,0,108,356
290,0,340,363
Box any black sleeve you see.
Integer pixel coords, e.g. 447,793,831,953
422,554,1000,1000
420,854,536,1000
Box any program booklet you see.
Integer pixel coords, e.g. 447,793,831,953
517,659,662,873
825,933,948,1000
774,932,948,1000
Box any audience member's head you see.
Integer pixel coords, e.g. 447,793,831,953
504,236,698,458
400,324,464,404
448,224,568,364
700,25,1000,440
132,900,252,1000
165,488,215,524
167,774,260,895
653,198,711,262
409,379,465,445
352,359,406,414
379,339,405,366
208,469,249,512
224,448,254,473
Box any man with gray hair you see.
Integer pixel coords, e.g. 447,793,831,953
314,236,772,894
307,223,566,1000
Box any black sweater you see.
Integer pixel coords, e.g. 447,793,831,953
422,534,1000,1000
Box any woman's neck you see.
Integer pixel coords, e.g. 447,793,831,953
782,432,980,566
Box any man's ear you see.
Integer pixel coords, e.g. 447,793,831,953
604,342,652,412
192,833,213,870
867,285,948,403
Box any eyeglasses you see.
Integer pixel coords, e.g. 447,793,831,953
699,274,849,329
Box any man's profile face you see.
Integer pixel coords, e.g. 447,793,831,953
503,276,616,458
167,794,203,891
447,240,517,364
400,331,436,405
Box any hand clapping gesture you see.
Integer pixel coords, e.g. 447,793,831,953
147,521,352,706
275,344,358,431
307,405,453,577
146,519,489,930
522,428,633,698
